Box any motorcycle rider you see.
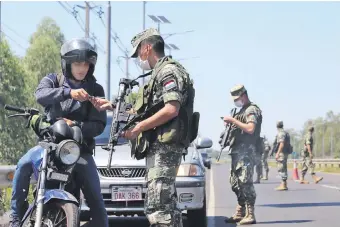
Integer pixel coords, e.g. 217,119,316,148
9,38,108,227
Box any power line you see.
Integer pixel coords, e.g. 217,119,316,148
57,1,105,54
58,2,85,32
89,4,142,75
1,31,26,50
1,23,29,43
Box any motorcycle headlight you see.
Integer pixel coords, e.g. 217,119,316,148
56,140,81,166
177,164,204,177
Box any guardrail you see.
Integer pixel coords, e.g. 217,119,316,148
0,165,36,189
1,159,339,189
214,158,340,168
267,159,340,168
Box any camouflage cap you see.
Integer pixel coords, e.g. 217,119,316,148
230,84,247,100
129,28,160,58
276,120,284,128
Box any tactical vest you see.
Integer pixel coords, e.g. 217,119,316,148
303,132,313,152
133,56,196,149
231,102,262,146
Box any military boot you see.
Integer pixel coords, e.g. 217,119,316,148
275,180,288,191
254,174,261,184
261,171,269,180
225,205,245,223
312,174,323,184
238,204,256,225
299,175,309,184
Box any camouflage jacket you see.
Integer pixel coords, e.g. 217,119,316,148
303,132,314,152
231,102,262,146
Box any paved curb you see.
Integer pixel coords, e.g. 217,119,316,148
0,211,10,227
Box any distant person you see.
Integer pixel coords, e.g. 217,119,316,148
274,121,290,191
261,136,271,180
299,126,323,184
254,136,264,184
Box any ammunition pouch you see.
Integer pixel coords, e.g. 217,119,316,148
130,130,155,160
228,127,241,148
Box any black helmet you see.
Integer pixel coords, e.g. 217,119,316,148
60,38,98,81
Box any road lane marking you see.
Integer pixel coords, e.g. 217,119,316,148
321,184,340,190
208,166,216,227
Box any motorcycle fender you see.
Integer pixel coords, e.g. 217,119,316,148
20,190,78,226
44,189,79,205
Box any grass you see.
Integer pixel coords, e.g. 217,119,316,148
267,162,340,174
0,185,35,214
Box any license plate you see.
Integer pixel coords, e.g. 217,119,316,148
111,186,142,201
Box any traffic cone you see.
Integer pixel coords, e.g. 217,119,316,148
292,160,299,181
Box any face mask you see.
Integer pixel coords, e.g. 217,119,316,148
137,56,151,71
234,100,243,108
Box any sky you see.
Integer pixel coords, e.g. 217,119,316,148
2,1,340,149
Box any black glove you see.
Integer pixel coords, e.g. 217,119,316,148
29,114,51,137
218,131,225,146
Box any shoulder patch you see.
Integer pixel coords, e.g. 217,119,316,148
163,79,177,91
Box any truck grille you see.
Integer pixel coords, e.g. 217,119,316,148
97,167,146,178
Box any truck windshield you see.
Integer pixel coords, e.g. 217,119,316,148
95,115,129,145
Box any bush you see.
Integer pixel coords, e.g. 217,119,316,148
1,185,35,214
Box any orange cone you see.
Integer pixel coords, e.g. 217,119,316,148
292,160,299,181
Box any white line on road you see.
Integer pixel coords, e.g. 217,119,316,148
321,184,340,190
208,167,216,227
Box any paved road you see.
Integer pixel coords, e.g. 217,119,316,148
2,163,339,227
207,163,340,227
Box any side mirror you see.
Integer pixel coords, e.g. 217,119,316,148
195,137,213,149
203,158,211,169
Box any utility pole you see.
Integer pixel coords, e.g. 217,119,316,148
143,2,146,31
0,1,2,44
85,2,90,37
106,1,111,100
75,2,95,38
142,1,146,85
125,54,129,79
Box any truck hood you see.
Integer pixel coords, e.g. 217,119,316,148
93,144,199,167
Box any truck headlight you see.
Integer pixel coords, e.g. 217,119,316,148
177,164,203,177
56,140,81,165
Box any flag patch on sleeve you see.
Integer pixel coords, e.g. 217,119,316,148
163,79,177,91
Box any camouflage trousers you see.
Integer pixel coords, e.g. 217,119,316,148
254,152,263,177
229,144,257,206
301,155,315,176
145,143,183,227
262,151,269,173
276,152,288,181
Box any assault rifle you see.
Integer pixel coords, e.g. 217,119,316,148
102,72,153,170
270,137,278,157
217,108,237,162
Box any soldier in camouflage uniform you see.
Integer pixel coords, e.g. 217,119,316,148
300,126,323,184
223,85,262,225
274,121,289,191
120,28,194,227
261,136,271,180
254,137,264,184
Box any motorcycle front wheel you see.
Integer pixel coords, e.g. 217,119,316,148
22,201,79,227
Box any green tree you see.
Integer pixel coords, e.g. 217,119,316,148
24,17,65,88
299,112,340,158
0,39,36,164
